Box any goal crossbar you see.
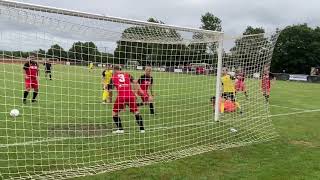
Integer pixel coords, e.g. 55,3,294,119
0,0,222,35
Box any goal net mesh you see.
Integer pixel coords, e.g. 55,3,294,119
0,1,279,179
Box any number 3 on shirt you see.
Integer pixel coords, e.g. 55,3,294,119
118,74,125,83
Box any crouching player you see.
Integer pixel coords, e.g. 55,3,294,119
108,65,145,133
211,96,242,114
137,66,155,114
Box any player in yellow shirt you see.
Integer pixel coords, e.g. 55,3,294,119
102,64,113,103
89,62,94,72
221,67,236,101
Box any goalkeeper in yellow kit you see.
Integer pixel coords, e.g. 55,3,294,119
221,67,236,101
102,64,113,103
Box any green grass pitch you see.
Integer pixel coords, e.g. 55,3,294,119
0,64,319,179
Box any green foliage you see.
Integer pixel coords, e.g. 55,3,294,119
243,26,265,35
68,42,99,62
272,24,320,74
229,26,270,71
200,12,222,31
47,44,68,60
114,17,217,66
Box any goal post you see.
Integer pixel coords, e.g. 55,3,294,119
0,1,280,179
214,35,224,121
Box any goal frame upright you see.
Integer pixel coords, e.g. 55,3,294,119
214,35,224,122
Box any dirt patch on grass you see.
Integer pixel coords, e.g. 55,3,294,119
290,140,318,148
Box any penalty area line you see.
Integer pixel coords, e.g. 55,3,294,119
270,109,320,118
269,104,307,111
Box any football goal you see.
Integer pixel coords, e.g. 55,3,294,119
0,0,279,179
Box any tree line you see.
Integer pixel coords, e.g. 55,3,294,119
1,13,319,74
1,41,115,64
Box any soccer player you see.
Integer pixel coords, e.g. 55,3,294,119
23,56,39,104
101,64,113,103
235,68,248,99
108,65,145,133
137,66,155,114
261,66,275,102
221,67,236,101
43,60,52,80
88,62,94,72
211,96,242,113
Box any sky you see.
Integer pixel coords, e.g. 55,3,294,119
16,0,320,34
1,0,320,51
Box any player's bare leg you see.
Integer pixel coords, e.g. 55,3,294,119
112,111,124,133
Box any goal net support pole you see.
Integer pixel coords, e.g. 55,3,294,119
214,35,224,121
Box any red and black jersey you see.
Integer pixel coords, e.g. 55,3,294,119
262,73,274,89
138,74,153,92
24,61,39,79
109,72,135,97
236,72,245,82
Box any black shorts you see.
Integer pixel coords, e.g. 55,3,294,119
222,92,235,101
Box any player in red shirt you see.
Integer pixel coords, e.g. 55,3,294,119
137,66,155,114
23,56,39,104
261,67,275,102
235,68,248,99
108,65,145,133
210,96,242,113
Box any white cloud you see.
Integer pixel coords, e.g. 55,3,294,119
1,0,320,51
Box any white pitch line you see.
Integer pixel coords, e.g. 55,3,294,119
270,109,320,117
0,137,72,148
270,104,307,111
1,109,320,148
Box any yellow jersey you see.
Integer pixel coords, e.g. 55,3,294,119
221,74,235,93
102,69,113,84
89,63,94,69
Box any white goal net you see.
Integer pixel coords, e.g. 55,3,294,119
0,1,279,179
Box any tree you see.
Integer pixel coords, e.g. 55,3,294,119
47,44,67,60
272,24,320,74
243,26,265,35
147,17,164,24
114,18,185,66
229,26,270,73
200,12,222,31
68,42,100,63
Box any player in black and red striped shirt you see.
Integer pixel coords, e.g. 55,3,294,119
137,66,155,114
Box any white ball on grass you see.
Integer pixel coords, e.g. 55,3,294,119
10,109,20,117
230,128,237,133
